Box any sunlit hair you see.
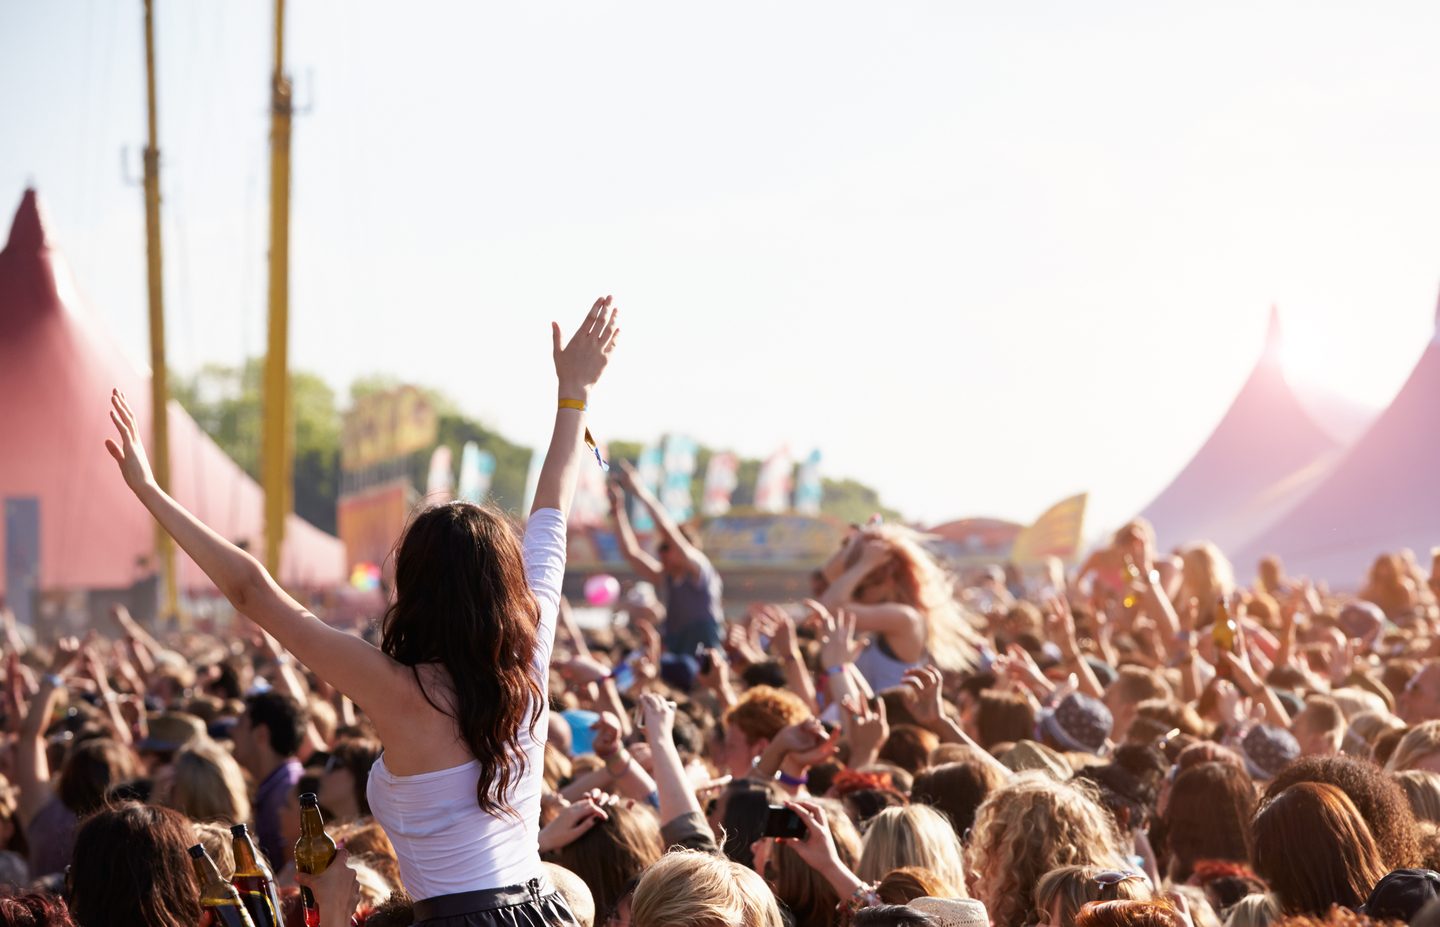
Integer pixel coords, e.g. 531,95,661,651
723,685,810,745
58,737,139,816
631,850,784,927
858,804,968,894
1257,556,1287,599
190,821,236,879
380,502,543,817
1161,761,1257,883
70,803,202,927
1034,865,1154,927
1393,770,1440,824
766,798,861,927
849,524,979,673
1264,754,1422,870
876,865,958,905
1177,543,1235,624
967,773,1128,927
1385,720,1440,773
166,737,251,825
1074,900,1186,927
1251,782,1388,915
548,800,663,917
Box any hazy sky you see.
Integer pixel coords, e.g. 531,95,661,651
4,1,1438,534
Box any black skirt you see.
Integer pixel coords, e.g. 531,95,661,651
412,878,578,927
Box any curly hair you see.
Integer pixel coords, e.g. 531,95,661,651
723,686,810,745
967,773,1128,927
1264,754,1422,869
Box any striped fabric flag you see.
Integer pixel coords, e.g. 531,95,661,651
1009,493,1089,565
793,449,823,515
701,452,740,517
457,442,496,504
425,446,455,502
630,443,664,532
661,434,699,522
754,446,794,514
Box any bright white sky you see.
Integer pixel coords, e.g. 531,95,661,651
3,1,1438,535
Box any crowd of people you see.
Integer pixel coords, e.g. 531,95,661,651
2,299,1440,927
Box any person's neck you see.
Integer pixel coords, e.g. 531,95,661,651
255,749,291,781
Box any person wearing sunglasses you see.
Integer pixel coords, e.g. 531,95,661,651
1032,866,1152,927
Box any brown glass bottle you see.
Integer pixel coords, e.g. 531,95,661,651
189,843,257,927
1213,595,1237,679
294,792,338,927
231,823,283,927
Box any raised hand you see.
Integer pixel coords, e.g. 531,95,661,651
590,711,624,759
902,666,945,727
103,390,154,491
48,636,82,678
553,296,619,400
638,692,676,744
841,695,888,768
810,601,864,671
537,794,611,853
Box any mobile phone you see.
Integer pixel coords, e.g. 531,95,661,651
696,644,714,675
762,805,808,839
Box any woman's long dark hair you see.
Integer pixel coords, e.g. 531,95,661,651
381,502,544,817
69,802,202,927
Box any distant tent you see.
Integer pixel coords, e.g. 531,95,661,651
0,188,344,602
1137,306,1370,555
1236,295,1440,584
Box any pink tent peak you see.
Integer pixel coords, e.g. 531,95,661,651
1137,305,1352,555
0,187,345,599
1235,286,1440,584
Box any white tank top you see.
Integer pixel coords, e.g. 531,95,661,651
366,507,566,900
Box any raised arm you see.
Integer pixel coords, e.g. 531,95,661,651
531,296,620,517
616,460,705,576
104,390,409,716
608,481,663,584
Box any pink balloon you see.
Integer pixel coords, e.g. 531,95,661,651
584,574,621,607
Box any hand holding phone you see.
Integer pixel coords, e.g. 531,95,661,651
762,805,808,839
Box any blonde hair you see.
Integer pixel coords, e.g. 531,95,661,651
857,804,968,894
1330,688,1389,720
967,773,1128,927
1034,865,1154,927
167,738,251,825
1393,770,1440,823
767,799,862,927
190,822,235,879
1224,893,1279,927
854,525,980,673
1178,543,1235,621
631,850,783,927
1385,721,1440,773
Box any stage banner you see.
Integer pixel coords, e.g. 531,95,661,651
4,497,39,626
701,452,739,517
1009,493,1089,565
700,514,845,566
336,482,411,578
630,443,664,532
340,386,437,473
661,434,699,522
457,442,496,504
793,449,823,515
425,446,454,502
754,446,794,514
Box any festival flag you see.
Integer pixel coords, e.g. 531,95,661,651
793,449,823,515
701,452,740,517
1008,492,1089,565
572,441,611,528
457,442,497,504
661,434,699,522
630,443,664,532
425,446,454,501
754,446,794,514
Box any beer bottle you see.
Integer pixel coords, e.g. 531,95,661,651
294,792,338,927
1212,595,1237,679
231,823,283,927
189,843,257,927
1122,555,1142,609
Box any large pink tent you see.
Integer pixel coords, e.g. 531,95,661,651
1138,307,1362,555
0,188,344,602
1235,300,1440,584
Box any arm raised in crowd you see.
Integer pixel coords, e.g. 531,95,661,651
16,638,81,827
531,296,620,517
816,540,924,638
616,458,706,577
638,692,704,824
104,389,412,718
608,481,663,585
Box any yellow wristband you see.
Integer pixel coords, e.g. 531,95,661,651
558,398,587,412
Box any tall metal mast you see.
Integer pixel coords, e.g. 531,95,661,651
262,0,293,576
141,0,178,624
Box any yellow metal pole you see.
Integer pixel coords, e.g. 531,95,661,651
142,0,180,626
262,0,293,577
